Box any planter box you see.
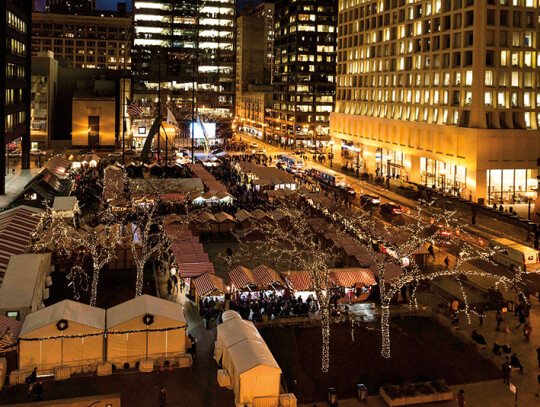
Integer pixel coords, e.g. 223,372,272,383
437,391,453,401
420,393,438,403
406,395,422,405
380,388,408,406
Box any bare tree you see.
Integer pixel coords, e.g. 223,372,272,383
32,207,118,306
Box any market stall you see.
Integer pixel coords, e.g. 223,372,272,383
106,295,188,368
193,273,228,308
18,300,105,373
214,317,263,364
329,268,377,303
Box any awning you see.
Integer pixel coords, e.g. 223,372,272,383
251,265,285,286
0,206,43,284
0,315,22,350
193,273,228,297
329,268,377,288
228,266,256,290
178,262,215,278
281,271,314,292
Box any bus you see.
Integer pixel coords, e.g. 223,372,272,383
489,238,540,270
277,154,305,171
309,168,347,187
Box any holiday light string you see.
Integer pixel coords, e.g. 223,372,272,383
19,324,188,342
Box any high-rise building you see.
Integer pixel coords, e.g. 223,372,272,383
31,51,58,150
131,0,236,145
235,13,272,139
253,1,275,84
45,0,96,13
331,0,540,203
1,0,31,195
31,12,131,70
270,0,337,148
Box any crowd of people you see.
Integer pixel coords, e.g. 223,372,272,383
228,292,319,321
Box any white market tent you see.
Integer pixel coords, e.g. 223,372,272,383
221,310,242,323
106,295,188,367
224,338,282,404
0,253,51,321
214,317,263,363
19,300,105,373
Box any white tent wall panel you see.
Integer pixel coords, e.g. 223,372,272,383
107,316,186,366
237,368,281,404
19,321,103,371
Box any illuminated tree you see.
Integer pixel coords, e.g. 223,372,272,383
227,203,343,372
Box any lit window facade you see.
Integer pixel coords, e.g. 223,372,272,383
31,12,131,70
269,0,338,147
131,0,236,138
1,0,32,194
331,0,540,203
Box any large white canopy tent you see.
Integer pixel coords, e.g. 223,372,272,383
214,317,263,363
19,300,105,373
106,295,188,367
224,338,282,404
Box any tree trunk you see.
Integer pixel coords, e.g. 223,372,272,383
381,302,391,358
320,306,330,373
135,262,145,297
90,259,100,307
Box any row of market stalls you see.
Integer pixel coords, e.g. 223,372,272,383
191,265,379,306
187,163,227,194
15,295,189,377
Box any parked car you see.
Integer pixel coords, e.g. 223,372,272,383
380,202,402,215
341,186,356,196
30,149,46,156
8,150,22,158
108,152,123,157
360,194,381,205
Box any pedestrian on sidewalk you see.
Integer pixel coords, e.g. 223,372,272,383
34,380,43,401
496,309,504,331
159,386,167,407
510,353,523,373
456,389,466,407
515,310,526,329
524,322,533,343
502,357,512,384
536,346,540,368
444,256,450,269
427,244,436,260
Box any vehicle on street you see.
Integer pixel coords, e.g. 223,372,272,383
278,154,305,172
8,151,22,158
212,148,224,155
360,194,381,205
150,148,163,154
108,152,123,157
309,167,346,187
293,150,304,156
380,202,402,215
340,186,356,196
125,149,137,155
254,149,267,156
30,149,46,156
489,238,539,270
78,149,93,155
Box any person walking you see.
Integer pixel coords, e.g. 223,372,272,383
515,310,526,329
524,322,533,343
536,346,540,368
34,380,43,401
502,357,511,384
427,244,435,260
456,389,466,407
26,367,37,397
159,386,167,407
496,309,504,331
444,256,450,269
510,353,523,373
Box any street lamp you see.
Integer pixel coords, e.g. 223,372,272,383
329,141,334,167
525,191,536,220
